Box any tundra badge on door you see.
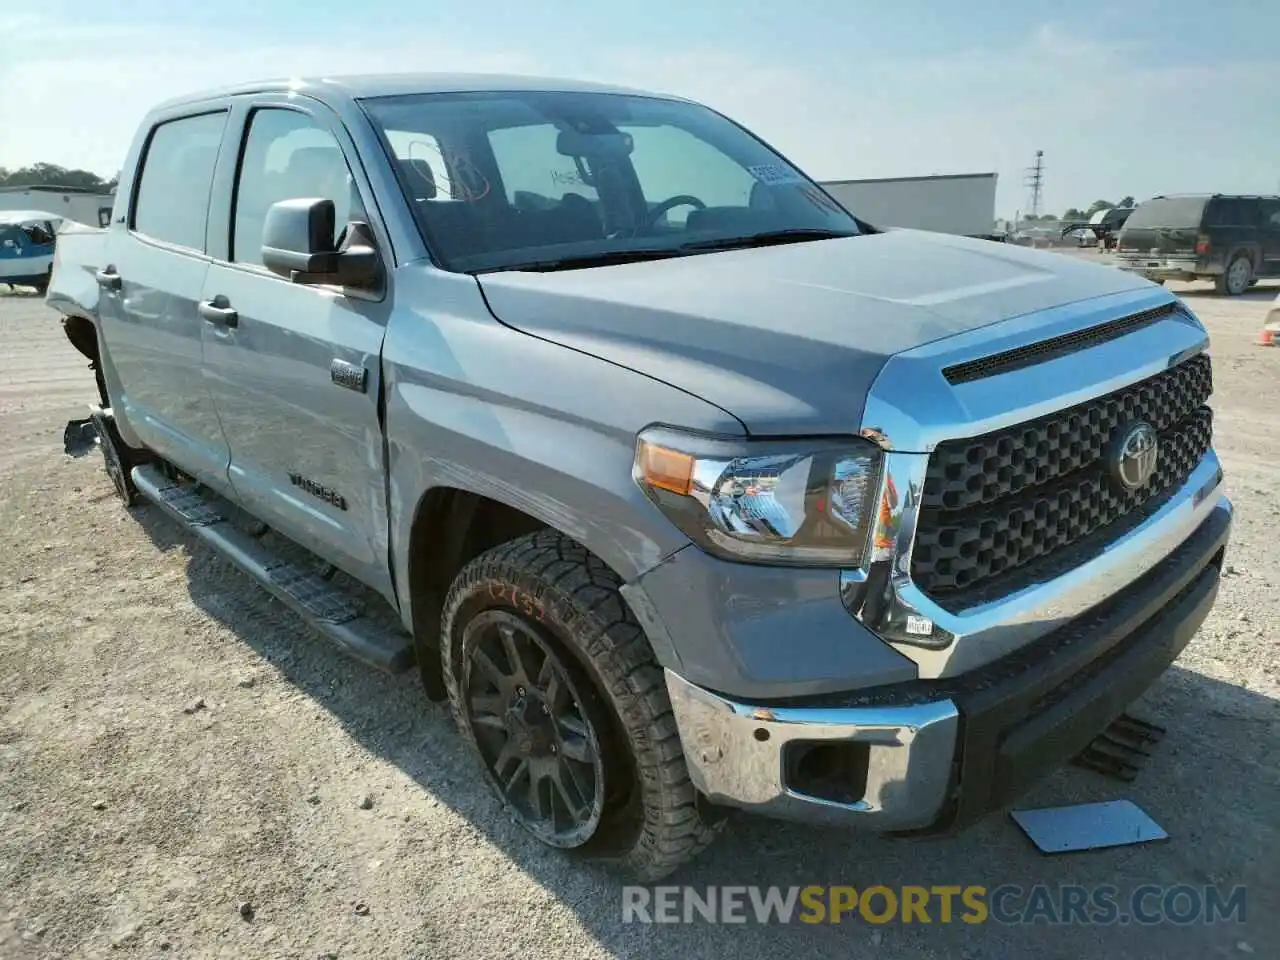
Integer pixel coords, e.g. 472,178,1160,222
330,359,368,394
288,473,349,510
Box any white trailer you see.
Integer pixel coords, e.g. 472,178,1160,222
0,186,115,228
819,172,998,238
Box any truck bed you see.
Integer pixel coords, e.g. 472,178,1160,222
45,223,107,325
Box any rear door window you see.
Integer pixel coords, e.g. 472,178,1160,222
1204,198,1259,227
131,111,228,251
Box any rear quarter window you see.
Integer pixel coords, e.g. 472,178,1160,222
131,111,229,251
1123,198,1209,230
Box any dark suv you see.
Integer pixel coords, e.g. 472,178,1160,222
1114,194,1280,295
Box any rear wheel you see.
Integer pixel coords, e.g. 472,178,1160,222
441,531,723,879
90,409,143,507
1216,254,1253,295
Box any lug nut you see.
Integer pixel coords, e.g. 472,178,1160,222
515,686,525,697
541,703,550,715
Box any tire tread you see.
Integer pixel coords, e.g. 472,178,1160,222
441,530,722,880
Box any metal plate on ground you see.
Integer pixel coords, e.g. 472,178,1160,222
1011,800,1168,854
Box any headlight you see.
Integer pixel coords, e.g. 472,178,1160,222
633,427,882,566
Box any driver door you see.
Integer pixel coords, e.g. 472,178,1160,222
199,99,396,600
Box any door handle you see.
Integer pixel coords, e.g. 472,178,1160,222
198,297,239,328
95,268,121,290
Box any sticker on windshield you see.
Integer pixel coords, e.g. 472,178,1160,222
747,164,807,187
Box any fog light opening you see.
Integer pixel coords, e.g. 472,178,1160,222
785,741,872,805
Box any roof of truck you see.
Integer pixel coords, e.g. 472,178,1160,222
152,73,675,111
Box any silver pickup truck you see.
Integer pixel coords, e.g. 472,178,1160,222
48,74,1232,879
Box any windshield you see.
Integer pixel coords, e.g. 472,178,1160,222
361,90,860,273
1123,198,1208,230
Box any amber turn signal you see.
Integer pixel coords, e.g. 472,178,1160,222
637,441,695,496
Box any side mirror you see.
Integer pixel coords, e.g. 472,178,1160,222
262,198,379,287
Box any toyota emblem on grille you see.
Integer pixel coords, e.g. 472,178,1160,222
1110,421,1159,490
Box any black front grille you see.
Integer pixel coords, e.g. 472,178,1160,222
912,355,1214,608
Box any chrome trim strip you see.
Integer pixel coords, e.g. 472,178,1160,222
665,669,958,829
859,287,1208,453
843,454,1229,678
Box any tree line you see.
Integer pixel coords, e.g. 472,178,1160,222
0,163,117,193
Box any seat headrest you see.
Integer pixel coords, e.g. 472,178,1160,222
400,158,437,200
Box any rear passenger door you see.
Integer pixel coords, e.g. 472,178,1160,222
1260,200,1280,277
198,99,395,599
99,109,234,491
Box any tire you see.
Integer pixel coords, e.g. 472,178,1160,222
91,410,143,507
441,530,722,880
1215,254,1253,296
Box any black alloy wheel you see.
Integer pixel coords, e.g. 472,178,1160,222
461,609,605,848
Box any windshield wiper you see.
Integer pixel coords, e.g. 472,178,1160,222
678,228,858,253
503,248,685,272
486,229,857,273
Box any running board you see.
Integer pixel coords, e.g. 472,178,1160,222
131,464,414,674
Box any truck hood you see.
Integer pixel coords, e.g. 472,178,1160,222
477,229,1151,435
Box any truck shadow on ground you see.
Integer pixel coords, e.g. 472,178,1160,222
133,508,1278,960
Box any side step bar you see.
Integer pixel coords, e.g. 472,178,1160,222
132,464,414,674
1072,713,1167,782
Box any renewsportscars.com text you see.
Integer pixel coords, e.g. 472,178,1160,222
621,884,1247,926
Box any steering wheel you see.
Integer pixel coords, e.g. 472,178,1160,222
640,194,706,231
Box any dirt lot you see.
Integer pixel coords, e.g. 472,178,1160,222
1,276,1277,959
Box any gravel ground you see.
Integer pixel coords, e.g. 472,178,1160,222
1,275,1277,959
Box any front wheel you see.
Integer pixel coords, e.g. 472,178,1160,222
441,531,722,880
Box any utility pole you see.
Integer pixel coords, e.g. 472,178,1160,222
1023,150,1045,219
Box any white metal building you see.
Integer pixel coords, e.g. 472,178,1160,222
818,173,998,238
0,186,115,228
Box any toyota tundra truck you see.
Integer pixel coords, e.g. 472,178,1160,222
46,74,1232,879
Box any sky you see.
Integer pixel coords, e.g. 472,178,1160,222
2,0,1277,219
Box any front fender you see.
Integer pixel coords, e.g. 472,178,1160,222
382,267,744,634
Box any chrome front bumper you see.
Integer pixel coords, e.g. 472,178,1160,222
669,498,1232,831
665,670,959,830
